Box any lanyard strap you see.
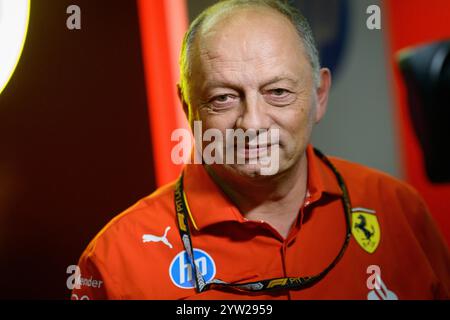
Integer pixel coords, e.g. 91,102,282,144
174,148,352,293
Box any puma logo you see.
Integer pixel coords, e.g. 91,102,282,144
142,226,173,249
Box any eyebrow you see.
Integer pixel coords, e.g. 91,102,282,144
202,80,241,92
202,75,300,91
261,76,299,87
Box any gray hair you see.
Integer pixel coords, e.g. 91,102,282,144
179,0,321,102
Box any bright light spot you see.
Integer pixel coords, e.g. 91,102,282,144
0,0,30,95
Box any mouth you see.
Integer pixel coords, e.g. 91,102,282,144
237,144,278,159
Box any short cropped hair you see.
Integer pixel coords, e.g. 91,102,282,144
179,0,321,102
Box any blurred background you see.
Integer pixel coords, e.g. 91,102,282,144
0,0,449,299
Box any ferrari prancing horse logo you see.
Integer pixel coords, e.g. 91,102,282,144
351,208,380,254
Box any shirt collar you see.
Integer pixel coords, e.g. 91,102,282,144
182,144,342,231
305,144,343,202
183,163,243,231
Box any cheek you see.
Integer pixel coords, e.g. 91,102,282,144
279,105,314,142
199,110,240,132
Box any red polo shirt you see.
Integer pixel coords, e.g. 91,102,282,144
70,145,450,300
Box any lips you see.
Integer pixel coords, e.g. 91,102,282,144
244,146,267,158
237,144,278,159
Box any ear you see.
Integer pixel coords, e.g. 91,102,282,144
177,83,189,118
314,68,332,123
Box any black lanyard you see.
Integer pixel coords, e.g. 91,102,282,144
174,148,352,293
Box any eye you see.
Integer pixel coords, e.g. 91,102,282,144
209,94,238,109
264,88,295,106
269,88,290,97
214,94,232,103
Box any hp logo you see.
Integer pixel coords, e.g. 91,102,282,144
169,248,216,289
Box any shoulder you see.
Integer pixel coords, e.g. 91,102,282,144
326,155,437,252
328,155,425,209
81,181,176,259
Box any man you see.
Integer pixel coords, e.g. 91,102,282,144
71,0,450,300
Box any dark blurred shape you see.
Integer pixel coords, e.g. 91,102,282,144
398,40,450,183
293,0,349,79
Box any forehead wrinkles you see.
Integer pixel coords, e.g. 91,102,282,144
198,8,300,60
198,40,280,74
193,33,302,87
200,55,289,92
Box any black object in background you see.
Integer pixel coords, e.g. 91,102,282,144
398,40,450,183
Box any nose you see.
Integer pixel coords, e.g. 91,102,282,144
235,94,271,132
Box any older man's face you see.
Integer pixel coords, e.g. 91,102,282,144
186,7,327,179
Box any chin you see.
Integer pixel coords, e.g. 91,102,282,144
230,164,264,177
224,162,286,180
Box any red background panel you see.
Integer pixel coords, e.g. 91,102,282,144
384,0,450,245
137,0,189,186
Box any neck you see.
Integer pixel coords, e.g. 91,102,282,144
205,153,308,238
